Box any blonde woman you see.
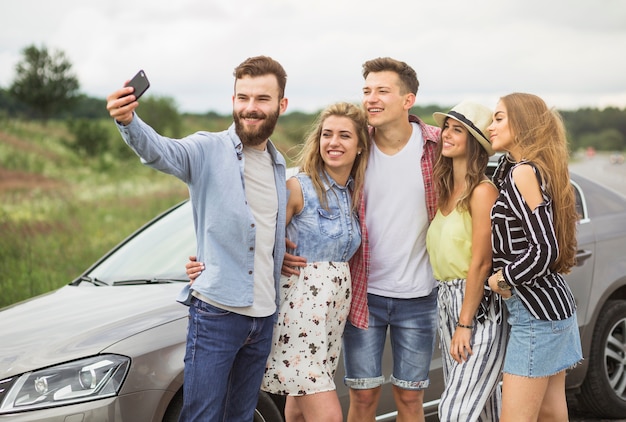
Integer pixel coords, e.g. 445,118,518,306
261,102,369,421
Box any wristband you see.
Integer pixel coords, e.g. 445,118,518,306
456,322,474,329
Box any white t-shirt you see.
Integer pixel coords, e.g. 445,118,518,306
365,123,436,298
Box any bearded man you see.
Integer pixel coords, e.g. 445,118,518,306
106,56,288,422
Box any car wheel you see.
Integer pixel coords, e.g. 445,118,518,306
162,390,283,422
578,300,626,418
162,389,183,422
254,391,284,422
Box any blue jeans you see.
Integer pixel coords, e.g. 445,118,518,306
179,297,274,422
343,289,438,390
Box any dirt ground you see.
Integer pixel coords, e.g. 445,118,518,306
0,129,67,195
0,168,65,192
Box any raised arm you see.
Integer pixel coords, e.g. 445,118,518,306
106,84,139,126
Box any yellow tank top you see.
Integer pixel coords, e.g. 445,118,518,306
426,206,472,281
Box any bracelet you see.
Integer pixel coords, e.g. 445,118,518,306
456,322,474,329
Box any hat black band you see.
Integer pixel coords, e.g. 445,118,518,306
448,110,490,144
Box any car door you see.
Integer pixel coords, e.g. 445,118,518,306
567,180,595,328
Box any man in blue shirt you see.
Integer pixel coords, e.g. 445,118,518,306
106,55,289,422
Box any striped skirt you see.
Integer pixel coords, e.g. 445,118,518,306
437,279,508,422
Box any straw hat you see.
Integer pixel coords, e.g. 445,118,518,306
433,101,494,156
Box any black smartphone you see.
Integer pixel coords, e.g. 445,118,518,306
124,69,150,100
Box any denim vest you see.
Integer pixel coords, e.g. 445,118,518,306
286,173,360,262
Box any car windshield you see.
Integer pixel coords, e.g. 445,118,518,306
87,201,196,284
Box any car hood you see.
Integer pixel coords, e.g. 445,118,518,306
0,283,188,378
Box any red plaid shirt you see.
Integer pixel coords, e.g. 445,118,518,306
348,115,440,329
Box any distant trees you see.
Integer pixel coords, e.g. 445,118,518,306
561,107,626,152
66,118,112,157
9,44,80,120
1,44,626,153
0,87,29,116
137,96,182,138
64,94,183,161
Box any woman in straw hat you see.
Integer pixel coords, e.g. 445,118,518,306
487,93,582,421
426,101,507,421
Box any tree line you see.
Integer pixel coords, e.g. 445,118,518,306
1,44,625,154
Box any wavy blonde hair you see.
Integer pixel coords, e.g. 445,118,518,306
294,102,369,211
500,93,578,273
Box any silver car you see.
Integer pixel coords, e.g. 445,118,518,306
1,169,625,421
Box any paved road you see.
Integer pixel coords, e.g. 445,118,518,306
570,152,626,195
567,152,626,422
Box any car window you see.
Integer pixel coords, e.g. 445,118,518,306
572,181,586,221
88,201,196,283
571,173,626,219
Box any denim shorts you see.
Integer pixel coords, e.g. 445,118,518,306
342,289,438,390
503,294,583,377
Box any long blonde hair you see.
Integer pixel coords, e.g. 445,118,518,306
500,93,578,273
295,102,369,211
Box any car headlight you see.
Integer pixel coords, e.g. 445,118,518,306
0,354,129,414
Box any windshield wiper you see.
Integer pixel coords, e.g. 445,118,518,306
112,278,188,286
71,276,108,286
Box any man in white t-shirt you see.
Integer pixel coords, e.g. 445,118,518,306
282,57,441,421
340,57,441,422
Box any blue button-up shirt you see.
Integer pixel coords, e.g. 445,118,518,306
117,116,287,312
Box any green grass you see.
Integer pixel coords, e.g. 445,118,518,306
0,118,188,308
0,110,320,309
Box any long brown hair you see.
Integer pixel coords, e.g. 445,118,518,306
500,93,578,273
295,102,369,211
433,118,490,213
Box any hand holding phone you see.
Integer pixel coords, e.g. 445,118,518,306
123,70,150,100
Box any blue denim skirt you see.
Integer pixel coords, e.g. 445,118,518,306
503,294,583,377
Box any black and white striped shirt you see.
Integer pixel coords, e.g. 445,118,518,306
491,160,576,321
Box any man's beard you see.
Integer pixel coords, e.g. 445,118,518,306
233,106,280,147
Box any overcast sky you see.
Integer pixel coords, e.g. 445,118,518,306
1,0,625,115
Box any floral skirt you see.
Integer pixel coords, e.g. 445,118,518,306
262,261,351,395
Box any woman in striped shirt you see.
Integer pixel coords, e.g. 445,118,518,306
487,93,583,422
